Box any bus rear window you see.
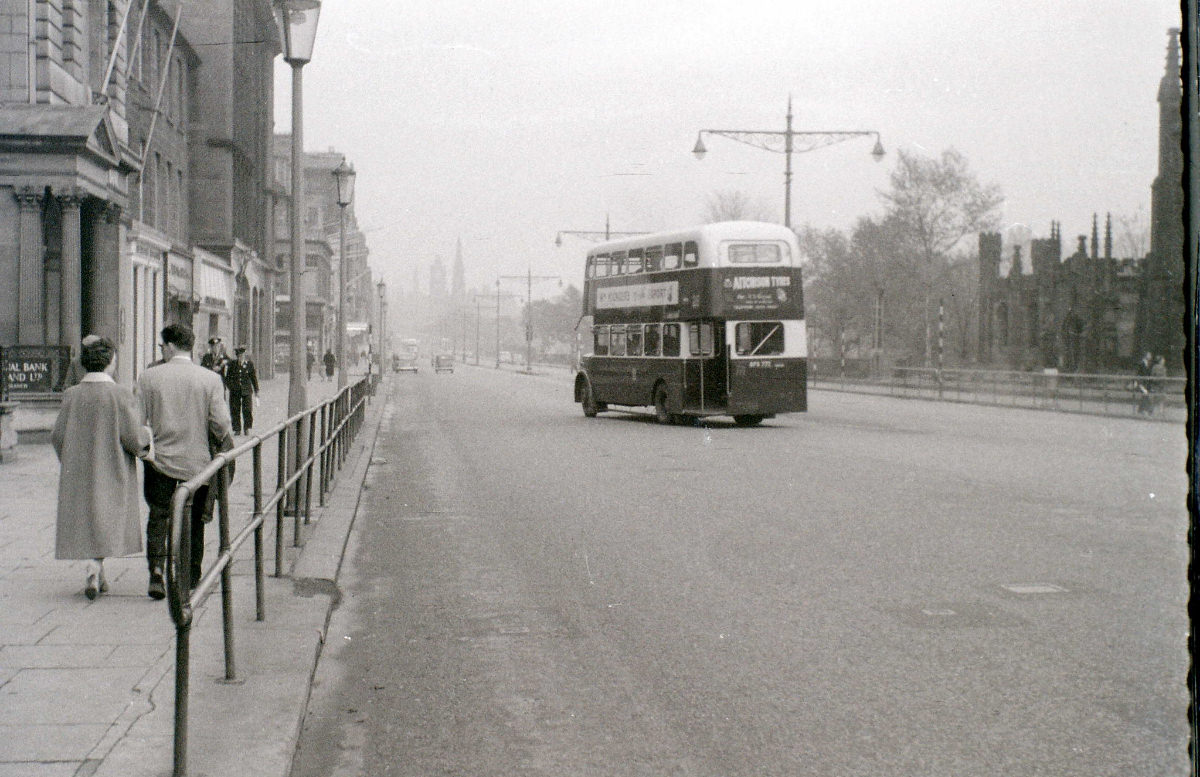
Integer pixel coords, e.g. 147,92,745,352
735,322,784,355
728,243,785,264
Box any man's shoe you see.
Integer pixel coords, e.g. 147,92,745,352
148,572,166,600
98,571,109,594
85,573,98,600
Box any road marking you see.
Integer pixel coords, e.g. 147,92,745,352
1001,583,1068,594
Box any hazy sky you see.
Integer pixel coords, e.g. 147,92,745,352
276,0,1183,298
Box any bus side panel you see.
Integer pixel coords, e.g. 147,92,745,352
728,358,807,414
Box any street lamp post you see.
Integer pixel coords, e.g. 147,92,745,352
376,280,387,379
274,0,321,419
692,96,884,229
498,269,561,373
332,159,356,390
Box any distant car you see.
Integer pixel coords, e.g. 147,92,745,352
393,352,418,373
434,353,454,374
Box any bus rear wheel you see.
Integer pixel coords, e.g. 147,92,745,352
733,414,764,427
653,383,673,424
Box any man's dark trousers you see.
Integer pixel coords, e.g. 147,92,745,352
143,464,210,587
229,392,253,434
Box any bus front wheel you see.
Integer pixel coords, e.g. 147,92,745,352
582,382,602,417
733,414,764,427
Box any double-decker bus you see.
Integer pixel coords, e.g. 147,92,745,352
573,221,806,426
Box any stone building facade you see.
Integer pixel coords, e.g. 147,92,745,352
977,28,1184,374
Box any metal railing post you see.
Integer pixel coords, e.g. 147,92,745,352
252,444,265,621
304,411,317,524
217,467,237,682
275,425,287,577
292,418,303,546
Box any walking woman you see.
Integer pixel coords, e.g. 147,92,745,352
51,337,150,598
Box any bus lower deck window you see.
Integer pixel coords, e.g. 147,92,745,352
610,325,626,356
626,326,643,356
688,322,713,356
735,321,784,355
594,326,609,356
663,324,680,356
644,324,661,356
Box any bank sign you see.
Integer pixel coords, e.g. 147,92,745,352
596,281,679,310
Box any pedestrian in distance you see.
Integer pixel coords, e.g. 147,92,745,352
200,337,229,378
306,348,316,381
51,336,151,599
224,346,260,435
323,349,336,382
1149,353,1167,414
137,324,234,597
1134,351,1154,416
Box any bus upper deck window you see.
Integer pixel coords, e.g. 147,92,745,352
645,246,663,272
627,249,644,274
662,323,680,356
683,241,698,267
664,243,682,270
612,251,627,275
595,254,610,277
728,243,783,264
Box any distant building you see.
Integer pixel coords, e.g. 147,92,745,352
977,28,1184,374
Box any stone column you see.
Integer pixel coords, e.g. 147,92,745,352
58,190,83,355
16,188,44,344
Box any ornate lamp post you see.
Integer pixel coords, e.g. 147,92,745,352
498,270,561,373
692,96,884,229
555,214,650,245
332,159,356,390
274,0,321,418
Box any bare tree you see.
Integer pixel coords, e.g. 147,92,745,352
878,148,1003,366
703,190,776,223
1114,207,1150,259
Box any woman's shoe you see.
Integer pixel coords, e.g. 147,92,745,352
98,571,109,594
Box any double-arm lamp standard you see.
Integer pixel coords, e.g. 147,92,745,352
692,96,884,229
274,0,321,418
332,159,356,390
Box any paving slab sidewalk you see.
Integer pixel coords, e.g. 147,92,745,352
0,368,386,777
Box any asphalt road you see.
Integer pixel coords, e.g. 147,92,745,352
291,366,1189,777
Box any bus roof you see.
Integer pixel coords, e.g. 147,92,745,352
586,221,797,257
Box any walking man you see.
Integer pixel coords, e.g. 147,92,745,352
224,345,259,435
137,324,234,597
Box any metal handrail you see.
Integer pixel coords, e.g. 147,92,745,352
165,375,374,776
